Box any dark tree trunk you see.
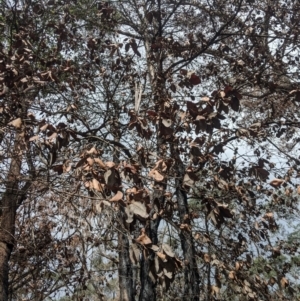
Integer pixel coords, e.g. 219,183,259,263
139,188,163,301
172,145,200,301
118,213,134,301
177,187,200,301
0,139,22,301
139,249,156,301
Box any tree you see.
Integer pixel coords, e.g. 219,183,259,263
1,0,300,300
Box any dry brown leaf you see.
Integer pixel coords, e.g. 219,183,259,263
92,178,103,192
63,161,72,173
94,158,107,169
86,157,94,166
110,191,123,202
129,201,149,219
162,244,175,258
106,161,115,168
47,132,58,140
264,212,274,219
204,253,210,263
29,135,39,142
194,233,200,240
268,277,276,286
8,118,22,129
280,277,289,288
270,178,284,187
136,229,152,245
180,223,191,231
211,286,220,296
228,270,235,280
151,245,160,252
148,169,164,182
183,173,194,187
157,251,167,262
40,124,48,131
86,147,98,154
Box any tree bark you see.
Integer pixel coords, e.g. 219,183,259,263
118,213,134,301
0,137,23,301
139,188,163,301
177,188,200,301
173,145,200,301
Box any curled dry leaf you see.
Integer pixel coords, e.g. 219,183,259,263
94,158,106,169
47,132,58,141
86,157,94,166
157,251,167,262
264,212,274,219
211,286,220,296
29,135,39,142
39,124,48,132
129,201,149,220
136,228,152,245
8,118,22,129
183,173,195,187
63,161,72,173
151,245,160,252
204,253,210,263
148,169,164,182
110,191,123,202
280,277,289,288
105,161,115,168
86,147,98,154
269,178,284,187
180,223,191,231
92,178,103,192
228,271,235,280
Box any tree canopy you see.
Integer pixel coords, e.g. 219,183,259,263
1,0,300,300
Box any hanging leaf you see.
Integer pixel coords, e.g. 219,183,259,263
148,169,164,182
8,118,22,129
136,229,152,245
157,251,167,262
129,201,149,219
110,191,123,202
94,158,107,169
230,96,240,112
162,244,175,258
92,178,103,192
189,73,201,85
270,178,284,187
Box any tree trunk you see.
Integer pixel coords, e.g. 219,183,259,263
0,138,23,301
0,242,11,301
139,187,163,301
173,145,200,301
177,188,200,301
118,214,134,301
